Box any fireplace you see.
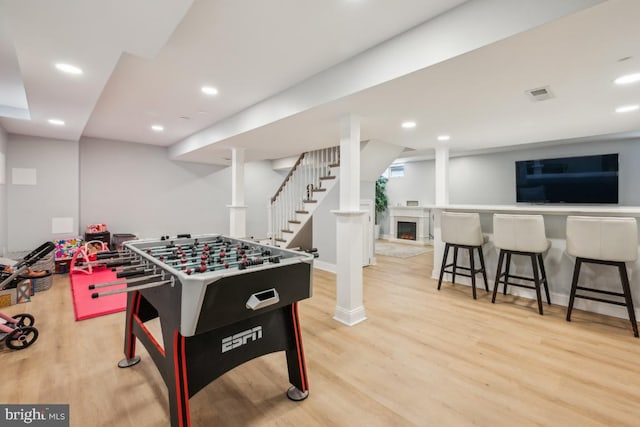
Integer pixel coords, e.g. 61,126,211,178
397,221,417,241
388,207,431,244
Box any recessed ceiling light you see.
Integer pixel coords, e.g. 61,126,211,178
615,105,639,113
48,119,65,126
201,86,219,96
614,73,640,85
151,125,164,132
437,135,451,141
401,121,416,129
55,63,83,75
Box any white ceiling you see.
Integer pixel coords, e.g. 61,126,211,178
1,0,639,166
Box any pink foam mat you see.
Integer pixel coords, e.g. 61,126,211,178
69,268,127,320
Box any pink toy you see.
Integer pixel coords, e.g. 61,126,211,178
71,240,110,275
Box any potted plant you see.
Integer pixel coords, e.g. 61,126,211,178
375,176,388,239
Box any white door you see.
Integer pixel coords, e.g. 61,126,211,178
360,200,374,266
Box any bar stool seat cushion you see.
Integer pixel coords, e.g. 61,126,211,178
566,216,638,262
441,212,485,247
493,214,550,253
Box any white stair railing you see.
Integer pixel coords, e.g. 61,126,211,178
269,146,339,245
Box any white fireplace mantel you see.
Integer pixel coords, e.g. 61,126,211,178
388,206,433,245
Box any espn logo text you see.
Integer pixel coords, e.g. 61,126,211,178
221,326,262,353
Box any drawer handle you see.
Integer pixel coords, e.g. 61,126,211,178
246,288,280,311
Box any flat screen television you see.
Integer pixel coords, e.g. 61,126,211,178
515,153,618,204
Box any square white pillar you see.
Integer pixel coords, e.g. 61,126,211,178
339,115,361,210
333,211,367,326
435,146,449,206
431,209,444,280
433,147,449,280
228,148,247,238
333,114,366,326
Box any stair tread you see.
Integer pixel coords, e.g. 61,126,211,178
319,176,336,180
274,238,287,242
329,163,340,168
281,229,294,233
312,188,326,192
303,199,318,203
295,210,309,214
288,220,301,224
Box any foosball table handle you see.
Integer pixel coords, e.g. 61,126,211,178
246,288,280,311
92,278,173,299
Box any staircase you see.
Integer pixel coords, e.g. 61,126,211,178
270,146,340,248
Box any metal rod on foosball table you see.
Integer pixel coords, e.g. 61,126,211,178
116,268,156,279
162,250,263,269
146,243,230,257
157,246,260,259
162,253,264,271
142,238,224,252
91,278,174,299
88,273,163,290
78,256,138,266
176,254,283,274
112,263,148,272
95,251,127,259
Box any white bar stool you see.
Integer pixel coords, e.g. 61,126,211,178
566,216,639,338
491,214,551,314
437,212,489,299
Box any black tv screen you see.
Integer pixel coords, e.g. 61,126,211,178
515,154,618,204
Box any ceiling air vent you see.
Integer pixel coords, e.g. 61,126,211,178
526,86,554,102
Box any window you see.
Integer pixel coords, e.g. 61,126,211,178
389,165,405,178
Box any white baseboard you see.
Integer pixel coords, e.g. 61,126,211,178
333,305,367,326
314,260,336,274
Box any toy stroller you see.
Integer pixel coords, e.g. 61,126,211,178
0,241,55,350
0,311,38,350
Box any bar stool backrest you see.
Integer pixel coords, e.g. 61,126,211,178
441,212,483,246
493,214,548,253
566,216,638,262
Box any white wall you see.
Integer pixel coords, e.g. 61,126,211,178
312,184,338,265
0,124,7,255
7,134,80,252
383,160,436,235
382,138,640,236
245,159,288,239
450,139,640,205
313,180,376,267
79,137,282,240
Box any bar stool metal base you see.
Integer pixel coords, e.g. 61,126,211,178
437,243,489,299
491,249,551,315
566,257,639,338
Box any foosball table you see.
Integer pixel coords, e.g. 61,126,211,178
91,234,313,427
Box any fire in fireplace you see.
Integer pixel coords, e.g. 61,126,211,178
397,221,417,241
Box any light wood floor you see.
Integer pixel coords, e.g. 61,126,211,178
1,251,639,427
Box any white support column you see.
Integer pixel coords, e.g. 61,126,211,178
431,208,444,280
434,146,450,206
228,147,247,238
433,147,450,279
332,114,367,326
